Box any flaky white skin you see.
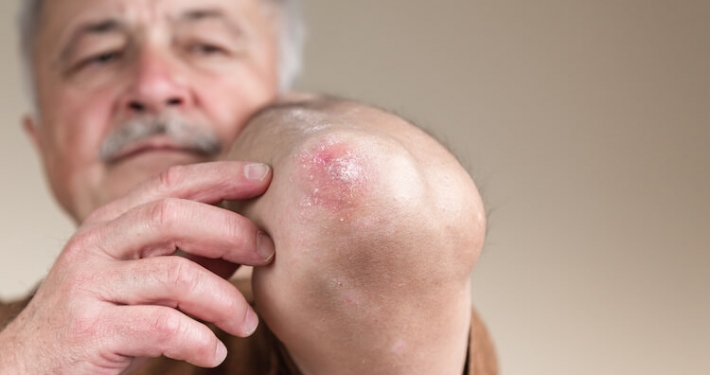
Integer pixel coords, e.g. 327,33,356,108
227,98,486,375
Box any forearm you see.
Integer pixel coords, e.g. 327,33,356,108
226,96,486,375
0,344,25,375
0,299,36,373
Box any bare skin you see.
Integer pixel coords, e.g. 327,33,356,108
0,0,281,371
0,0,493,373
0,98,489,375
0,162,276,373
226,98,487,375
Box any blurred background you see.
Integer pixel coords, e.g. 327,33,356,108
1,0,708,374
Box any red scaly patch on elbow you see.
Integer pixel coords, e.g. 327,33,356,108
292,135,371,216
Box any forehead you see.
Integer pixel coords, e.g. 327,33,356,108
40,0,263,21
37,0,268,43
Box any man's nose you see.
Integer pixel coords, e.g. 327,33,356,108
120,48,193,115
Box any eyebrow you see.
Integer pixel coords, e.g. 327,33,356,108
173,8,245,37
58,18,127,63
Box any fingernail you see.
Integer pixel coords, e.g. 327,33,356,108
244,307,259,336
256,232,275,262
245,163,270,181
215,341,228,364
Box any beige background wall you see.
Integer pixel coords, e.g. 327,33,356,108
1,0,708,374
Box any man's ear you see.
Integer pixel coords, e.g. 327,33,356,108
23,114,43,153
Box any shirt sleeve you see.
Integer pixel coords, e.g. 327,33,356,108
468,306,499,375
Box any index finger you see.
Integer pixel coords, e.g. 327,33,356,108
85,161,272,225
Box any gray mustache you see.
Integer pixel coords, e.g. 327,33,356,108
100,113,222,162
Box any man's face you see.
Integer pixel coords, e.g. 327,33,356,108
26,0,280,222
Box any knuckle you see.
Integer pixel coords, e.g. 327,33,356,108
148,309,215,363
225,216,249,248
57,303,108,347
148,198,182,230
162,257,199,291
63,227,101,260
157,165,187,190
151,309,183,344
84,201,120,225
70,308,102,338
83,208,106,224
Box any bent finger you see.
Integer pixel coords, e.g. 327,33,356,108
101,256,258,337
94,198,275,265
105,306,230,368
86,161,271,224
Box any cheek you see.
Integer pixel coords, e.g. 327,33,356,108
34,86,116,217
48,88,115,161
38,86,117,202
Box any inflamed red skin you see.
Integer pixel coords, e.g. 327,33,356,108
224,97,487,375
293,134,371,215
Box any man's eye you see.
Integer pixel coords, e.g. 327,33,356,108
82,51,123,67
189,43,226,56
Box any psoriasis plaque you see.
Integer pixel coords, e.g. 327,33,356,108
294,135,369,212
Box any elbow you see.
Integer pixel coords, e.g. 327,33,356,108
278,126,485,285
230,101,487,372
288,130,426,228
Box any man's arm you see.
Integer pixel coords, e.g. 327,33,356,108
226,97,488,375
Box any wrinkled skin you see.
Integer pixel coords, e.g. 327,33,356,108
2,0,280,372
0,0,490,374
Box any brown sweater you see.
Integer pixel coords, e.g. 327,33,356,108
0,279,498,374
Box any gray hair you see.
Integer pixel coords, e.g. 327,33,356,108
18,0,306,107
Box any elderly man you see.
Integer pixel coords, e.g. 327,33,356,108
0,0,497,374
